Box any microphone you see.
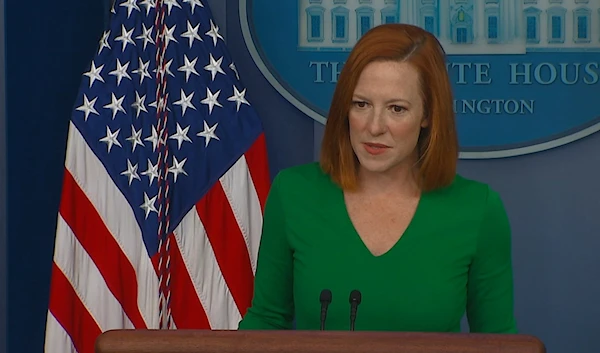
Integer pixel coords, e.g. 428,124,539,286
319,289,332,330
349,289,362,331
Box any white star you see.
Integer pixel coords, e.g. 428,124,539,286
141,158,159,186
173,89,196,116
205,19,224,46
119,0,140,18
168,156,188,182
169,123,192,149
109,58,132,86
153,58,175,78
228,86,250,112
139,0,155,15
204,53,225,81
200,87,222,114
197,120,220,147
140,192,158,219
121,159,141,186
144,125,161,152
98,30,111,54
229,62,239,80
115,24,136,52
126,124,145,152
99,126,122,152
103,93,127,119
164,24,178,50
83,61,105,88
131,91,148,118
180,20,202,48
149,99,171,113
76,95,99,121
183,0,203,14
164,0,182,15
177,54,199,82
136,23,155,50
132,57,152,85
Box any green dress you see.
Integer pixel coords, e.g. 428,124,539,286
238,162,517,333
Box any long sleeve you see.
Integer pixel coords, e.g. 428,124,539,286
466,188,518,333
237,173,295,330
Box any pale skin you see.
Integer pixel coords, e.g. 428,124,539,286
344,60,429,257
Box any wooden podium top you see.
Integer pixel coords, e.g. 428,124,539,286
95,329,545,353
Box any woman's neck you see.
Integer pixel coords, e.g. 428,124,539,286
355,163,421,198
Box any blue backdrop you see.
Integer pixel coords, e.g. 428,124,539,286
1,1,599,352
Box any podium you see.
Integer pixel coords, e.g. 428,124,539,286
95,329,546,353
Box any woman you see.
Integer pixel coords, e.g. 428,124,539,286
237,23,517,333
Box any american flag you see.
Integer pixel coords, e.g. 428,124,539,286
43,0,270,352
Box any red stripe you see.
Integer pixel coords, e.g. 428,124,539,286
59,169,148,329
244,133,271,211
196,183,254,316
48,263,102,353
151,234,212,329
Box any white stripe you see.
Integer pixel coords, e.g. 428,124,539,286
219,155,263,273
54,215,135,331
64,122,159,328
173,206,241,329
44,312,77,353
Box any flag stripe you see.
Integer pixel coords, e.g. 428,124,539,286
59,169,148,330
219,154,263,274
244,133,270,211
64,123,159,328
44,310,77,353
173,204,241,329
196,183,255,316
154,232,212,329
55,216,135,331
48,263,101,353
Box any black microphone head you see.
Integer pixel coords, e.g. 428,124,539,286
320,289,332,303
349,289,361,304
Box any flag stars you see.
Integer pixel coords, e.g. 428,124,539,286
206,19,224,46
200,87,222,114
177,54,199,82
132,92,148,118
133,57,152,85
115,24,136,52
126,124,145,152
83,61,105,88
104,93,127,119
181,21,202,48
140,192,158,219
109,59,132,86
229,62,240,80
139,0,156,16
141,158,159,186
183,0,203,14
121,159,141,186
136,24,155,51
119,0,140,18
173,89,196,116
169,123,192,149
164,0,182,16
98,30,111,54
228,86,250,112
144,125,162,152
204,53,225,81
169,157,188,182
197,120,220,147
99,126,122,152
164,24,178,50
76,94,99,121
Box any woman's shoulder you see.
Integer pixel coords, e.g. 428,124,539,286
273,162,333,188
432,174,505,211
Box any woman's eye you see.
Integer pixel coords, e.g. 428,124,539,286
353,101,367,108
391,105,405,113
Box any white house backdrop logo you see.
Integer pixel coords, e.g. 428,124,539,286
240,0,600,159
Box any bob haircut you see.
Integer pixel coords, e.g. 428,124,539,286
320,23,459,192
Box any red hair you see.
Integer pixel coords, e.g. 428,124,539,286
320,24,458,192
